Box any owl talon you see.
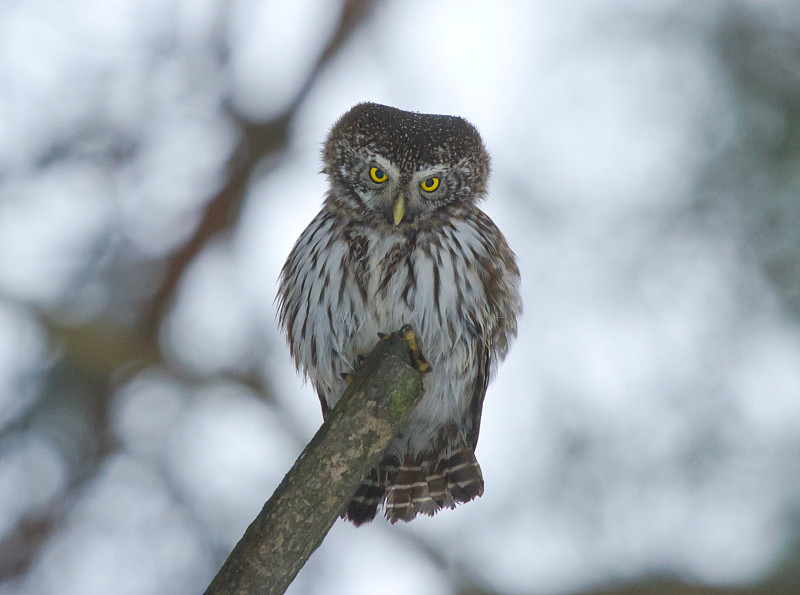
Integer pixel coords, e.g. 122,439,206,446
340,353,368,385
413,358,432,374
402,327,431,374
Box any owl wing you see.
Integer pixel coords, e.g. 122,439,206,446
313,382,332,420
466,336,491,448
464,209,522,448
277,209,344,420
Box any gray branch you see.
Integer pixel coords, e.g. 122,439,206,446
204,329,426,595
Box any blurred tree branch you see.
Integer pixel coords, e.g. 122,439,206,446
1,0,375,583
43,0,377,376
204,329,426,595
143,0,375,339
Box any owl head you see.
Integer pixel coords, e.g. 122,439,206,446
323,103,490,226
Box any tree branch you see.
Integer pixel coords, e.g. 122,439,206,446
204,328,426,595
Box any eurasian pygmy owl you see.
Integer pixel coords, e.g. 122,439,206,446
277,103,521,525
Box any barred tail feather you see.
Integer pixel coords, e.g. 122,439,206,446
345,468,384,526
440,447,484,503
343,440,485,525
385,461,441,523
426,468,450,509
385,463,422,523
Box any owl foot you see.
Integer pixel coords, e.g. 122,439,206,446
400,325,431,374
340,354,367,384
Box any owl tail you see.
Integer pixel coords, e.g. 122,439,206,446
343,445,484,526
344,468,384,526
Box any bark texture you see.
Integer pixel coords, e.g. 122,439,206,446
204,329,426,595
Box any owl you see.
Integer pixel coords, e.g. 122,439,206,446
277,102,521,525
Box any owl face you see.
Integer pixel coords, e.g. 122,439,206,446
323,103,490,225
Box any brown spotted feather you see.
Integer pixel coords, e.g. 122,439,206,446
277,103,521,525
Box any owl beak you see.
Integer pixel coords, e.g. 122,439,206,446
393,194,406,225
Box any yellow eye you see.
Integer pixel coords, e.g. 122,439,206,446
369,166,388,183
420,176,440,192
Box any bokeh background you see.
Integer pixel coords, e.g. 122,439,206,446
2,1,800,593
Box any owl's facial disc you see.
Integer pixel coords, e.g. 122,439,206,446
324,103,491,220
355,156,406,223
352,152,458,225
388,167,447,225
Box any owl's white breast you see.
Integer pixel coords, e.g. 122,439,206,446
280,207,517,455
328,224,488,449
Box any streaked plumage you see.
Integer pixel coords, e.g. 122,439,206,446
277,103,521,524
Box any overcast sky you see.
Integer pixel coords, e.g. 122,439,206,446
1,1,799,594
